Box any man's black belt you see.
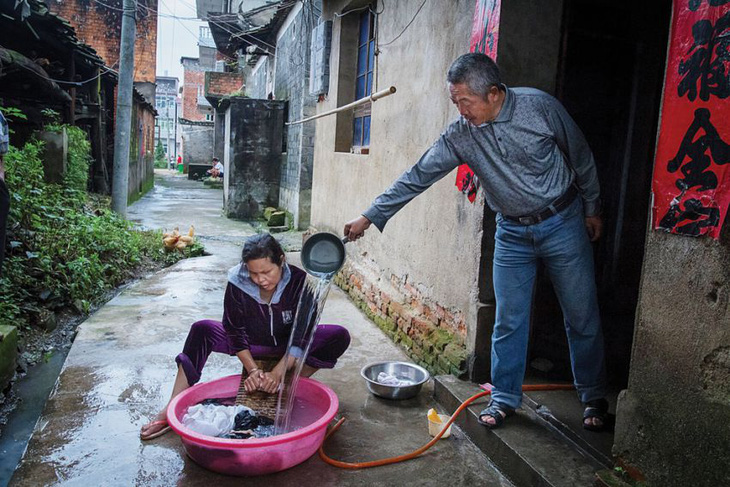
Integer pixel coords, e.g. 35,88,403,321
503,185,579,225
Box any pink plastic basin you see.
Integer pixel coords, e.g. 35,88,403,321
167,374,339,476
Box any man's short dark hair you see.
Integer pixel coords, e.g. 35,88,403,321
212,157,219,162
447,53,502,98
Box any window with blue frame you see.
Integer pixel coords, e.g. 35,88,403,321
353,7,375,153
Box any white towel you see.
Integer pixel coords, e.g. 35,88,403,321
376,372,415,387
182,404,254,437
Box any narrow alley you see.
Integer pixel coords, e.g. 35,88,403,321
8,170,511,486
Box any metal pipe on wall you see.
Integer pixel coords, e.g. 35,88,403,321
286,86,396,126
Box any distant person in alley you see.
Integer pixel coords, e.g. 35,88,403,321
207,157,224,178
344,53,610,431
140,234,350,440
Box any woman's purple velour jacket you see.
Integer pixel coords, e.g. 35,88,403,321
222,262,307,351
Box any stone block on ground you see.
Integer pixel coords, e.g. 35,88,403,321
263,207,277,221
267,211,286,227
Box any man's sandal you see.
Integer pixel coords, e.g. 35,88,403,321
140,420,172,441
477,400,515,429
583,398,614,432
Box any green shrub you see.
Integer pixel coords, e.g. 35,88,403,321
0,132,203,329
64,125,91,191
154,140,167,169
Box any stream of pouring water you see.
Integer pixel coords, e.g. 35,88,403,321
273,272,334,435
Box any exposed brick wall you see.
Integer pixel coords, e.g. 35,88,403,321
49,0,157,84
205,72,244,96
181,58,212,122
333,261,469,377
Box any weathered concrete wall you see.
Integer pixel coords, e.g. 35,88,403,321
312,0,481,374
128,104,156,201
614,228,730,486
498,0,563,94
180,122,214,167
274,2,317,230
223,98,285,219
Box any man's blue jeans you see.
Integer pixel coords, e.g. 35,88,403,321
490,198,607,409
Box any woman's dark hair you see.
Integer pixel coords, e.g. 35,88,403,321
241,233,285,266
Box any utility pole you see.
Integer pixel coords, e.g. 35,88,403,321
111,0,137,217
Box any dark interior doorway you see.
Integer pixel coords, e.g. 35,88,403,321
526,0,672,387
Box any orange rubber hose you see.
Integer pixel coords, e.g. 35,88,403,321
318,383,575,469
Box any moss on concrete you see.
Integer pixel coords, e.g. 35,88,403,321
0,325,19,390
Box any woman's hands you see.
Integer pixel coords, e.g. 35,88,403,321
243,366,284,394
258,369,283,394
243,368,265,393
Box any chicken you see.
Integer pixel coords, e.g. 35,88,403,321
163,225,195,252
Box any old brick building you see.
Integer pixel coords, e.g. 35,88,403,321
47,0,157,99
47,0,158,199
180,57,211,122
179,57,214,167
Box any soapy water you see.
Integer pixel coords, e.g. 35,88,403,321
274,273,334,435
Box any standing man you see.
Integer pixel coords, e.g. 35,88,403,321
344,53,609,431
0,110,9,277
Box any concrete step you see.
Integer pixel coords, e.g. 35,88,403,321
434,375,611,487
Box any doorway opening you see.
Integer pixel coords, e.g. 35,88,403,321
474,0,672,390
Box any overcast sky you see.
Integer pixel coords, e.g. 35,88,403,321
156,0,205,82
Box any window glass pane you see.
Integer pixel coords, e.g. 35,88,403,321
368,40,375,71
359,11,370,45
363,116,371,147
353,117,363,146
357,45,368,75
366,72,373,96
356,76,366,99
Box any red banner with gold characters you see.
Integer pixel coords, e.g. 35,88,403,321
455,0,501,203
652,0,730,239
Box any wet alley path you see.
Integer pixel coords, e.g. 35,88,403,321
8,170,512,486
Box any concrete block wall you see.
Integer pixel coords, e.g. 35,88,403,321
48,0,157,84
274,3,317,230
181,123,215,166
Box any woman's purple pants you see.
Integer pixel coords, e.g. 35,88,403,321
175,320,351,386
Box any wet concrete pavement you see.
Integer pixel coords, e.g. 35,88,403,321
9,170,512,486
